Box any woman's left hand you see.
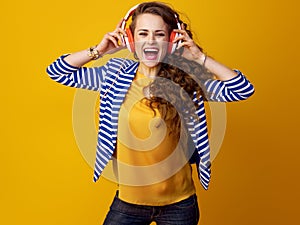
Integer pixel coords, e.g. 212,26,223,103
173,26,239,81
172,28,205,62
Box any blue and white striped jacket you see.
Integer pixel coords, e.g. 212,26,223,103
46,55,255,190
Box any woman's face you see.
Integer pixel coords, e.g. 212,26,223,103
133,13,170,68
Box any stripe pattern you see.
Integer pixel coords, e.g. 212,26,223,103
46,55,255,190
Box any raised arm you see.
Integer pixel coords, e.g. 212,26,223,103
174,28,255,101
63,19,127,67
46,20,127,90
46,55,109,91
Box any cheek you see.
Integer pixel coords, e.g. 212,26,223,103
134,42,143,52
160,41,169,53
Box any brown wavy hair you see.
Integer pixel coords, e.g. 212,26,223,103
129,2,213,139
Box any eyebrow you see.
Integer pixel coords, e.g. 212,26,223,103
137,29,167,33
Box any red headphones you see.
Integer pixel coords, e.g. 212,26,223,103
120,4,182,54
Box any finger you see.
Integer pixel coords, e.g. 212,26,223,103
176,39,194,49
109,31,122,43
110,26,127,45
172,34,184,44
173,33,189,44
115,19,127,39
176,42,185,50
110,36,121,48
172,29,191,43
172,29,186,36
181,23,186,30
105,33,119,48
112,29,127,46
115,27,127,37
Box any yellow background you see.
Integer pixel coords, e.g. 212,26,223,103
1,0,299,224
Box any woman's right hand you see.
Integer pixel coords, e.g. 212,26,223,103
63,19,128,67
95,19,127,56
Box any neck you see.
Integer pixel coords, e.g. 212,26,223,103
138,63,161,79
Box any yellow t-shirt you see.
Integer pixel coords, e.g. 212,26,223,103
115,72,195,206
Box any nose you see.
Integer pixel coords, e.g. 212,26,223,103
147,33,155,44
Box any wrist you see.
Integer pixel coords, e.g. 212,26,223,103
87,45,102,60
197,52,207,66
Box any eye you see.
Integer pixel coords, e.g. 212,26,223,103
138,32,148,36
156,33,166,37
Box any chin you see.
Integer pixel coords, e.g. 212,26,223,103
141,60,161,68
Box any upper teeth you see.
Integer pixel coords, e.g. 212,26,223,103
144,48,158,53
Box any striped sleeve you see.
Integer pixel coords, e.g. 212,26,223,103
204,70,255,102
46,54,109,91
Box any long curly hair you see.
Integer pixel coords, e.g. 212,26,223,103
129,2,214,139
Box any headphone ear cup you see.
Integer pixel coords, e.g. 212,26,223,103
125,28,135,52
168,31,178,54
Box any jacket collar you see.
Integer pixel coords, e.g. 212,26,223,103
120,60,139,76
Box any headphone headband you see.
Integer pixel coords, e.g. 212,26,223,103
124,4,140,21
121,4,140,30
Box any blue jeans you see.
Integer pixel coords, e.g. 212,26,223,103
102,192,200,225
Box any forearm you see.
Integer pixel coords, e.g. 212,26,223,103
195,53,238,81
64,46,104,68
64,21,126,68
64,50,92,67
46,54,106,91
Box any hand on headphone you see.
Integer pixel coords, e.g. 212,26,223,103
95,19,127,56
173,25,205,63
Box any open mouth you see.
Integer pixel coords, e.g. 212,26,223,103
143,48,159,60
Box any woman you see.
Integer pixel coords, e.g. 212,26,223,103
46,2,254,224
